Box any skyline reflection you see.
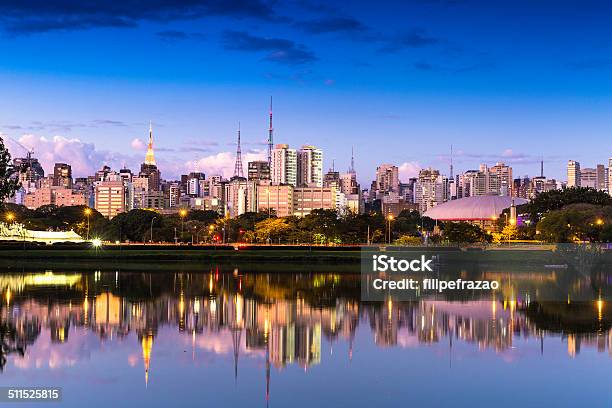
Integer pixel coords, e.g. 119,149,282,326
0,269,609,407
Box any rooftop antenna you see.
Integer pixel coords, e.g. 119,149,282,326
233,122,244,178
348,146,355,174
267,96,273,167
450,144,454,180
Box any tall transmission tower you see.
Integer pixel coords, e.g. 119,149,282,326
233,122,244,178
267,96,273,167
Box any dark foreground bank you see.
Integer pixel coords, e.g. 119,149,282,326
1,242,611,272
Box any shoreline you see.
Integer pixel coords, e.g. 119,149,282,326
4,245,610,272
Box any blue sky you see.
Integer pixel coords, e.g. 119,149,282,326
1,0,611,183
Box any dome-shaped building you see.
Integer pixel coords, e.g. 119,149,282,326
424,196,527,230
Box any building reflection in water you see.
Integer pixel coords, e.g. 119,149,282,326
0,269,609,401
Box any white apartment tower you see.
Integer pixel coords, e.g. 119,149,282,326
271,144,297,186
297,145,323,187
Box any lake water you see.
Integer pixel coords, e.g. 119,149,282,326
0,267,609,407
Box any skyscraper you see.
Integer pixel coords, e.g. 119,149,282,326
95,180,126,219
567,160,580,187
271,144,297,186
414,168,445,213
297,145,323,187
489,162,513,196
596,164,606,191
53,163,72,188
140,122,161,191
248,161,270,181
608,158,612,195
581,168,597,189
13,152,45,191
375,164,399,193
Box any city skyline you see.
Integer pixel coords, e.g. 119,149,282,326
5,118,611,185
2,1,612,182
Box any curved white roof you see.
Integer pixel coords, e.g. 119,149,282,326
423,196,527,221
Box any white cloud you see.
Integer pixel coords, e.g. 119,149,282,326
3,132,267,180
185,150,266,178
131,138,146,151
6,134,135,177
398,161,421,181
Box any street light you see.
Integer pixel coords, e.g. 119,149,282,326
387,214,394,244
179,209,188,243
596,218,604,226
192,225,202,245
6,212,15,224
150,216,158,243
208,224,215,243
84,208,92,240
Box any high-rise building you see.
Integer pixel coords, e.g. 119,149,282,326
248,161,270,181
323,169,340,188
119,168,133,183
293,186,336,217
297,145,323,187
225,176,252,218
13,152,45,191
95,165,111,182
271,144,297,186
165,182,181,208
489,162,513,196
23,187,86,209
257,183,294,217
53,163,72,188
581,168,597,189
567,160,580,187
339,173,360,195
375,164,399,193
95,181,126,219
414,168,445,213
608,158,612,195
596,164,607,191
186,172,206,196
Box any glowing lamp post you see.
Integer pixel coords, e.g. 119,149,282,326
387,214,394,244
179,209,188,243
84,208,92,240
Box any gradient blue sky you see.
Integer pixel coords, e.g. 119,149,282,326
1,0,611,183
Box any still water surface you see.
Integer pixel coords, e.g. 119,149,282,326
0,267,610,407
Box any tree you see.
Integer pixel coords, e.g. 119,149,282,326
393,210,436,236
536,203,611,243
105,209,160,242
0,137,20,208
187,209,220,223
443,222,492,243
520,187,612,222
298,209,341,244
254,218,296,243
